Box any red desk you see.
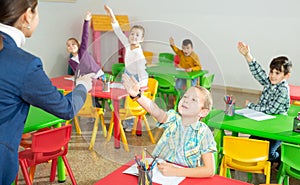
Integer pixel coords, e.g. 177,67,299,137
289,84,300,101
51,75,148,149
51,75,128,149
94,161,253,185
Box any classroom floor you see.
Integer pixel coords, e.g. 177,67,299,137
16,87,299,185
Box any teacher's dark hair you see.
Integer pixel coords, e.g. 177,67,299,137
0,0,38,50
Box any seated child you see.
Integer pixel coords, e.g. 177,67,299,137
169,37,202,90
105,5,148,131
238,41,292,164
66,11,104,80
122,73,216,177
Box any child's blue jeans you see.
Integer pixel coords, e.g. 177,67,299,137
175,78,198,90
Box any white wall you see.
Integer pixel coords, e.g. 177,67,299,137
24,0,300,91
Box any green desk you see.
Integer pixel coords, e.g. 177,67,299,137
24,106,67,182
204,105,300,145
147,63,208,88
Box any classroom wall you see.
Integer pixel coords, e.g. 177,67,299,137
24,0,299,91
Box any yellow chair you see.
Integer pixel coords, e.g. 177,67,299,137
106,78,158,151
66,93,106,150
219,136,271,184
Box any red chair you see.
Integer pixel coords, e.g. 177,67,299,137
16,125,77,185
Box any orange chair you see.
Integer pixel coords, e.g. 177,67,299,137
16,125,77,185
66,93,106,150
219,136,271,184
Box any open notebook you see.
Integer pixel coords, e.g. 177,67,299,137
235,108,275,121
123,158,185,185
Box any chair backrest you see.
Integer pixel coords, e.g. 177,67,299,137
201,73,215,90
31,125,72,163
158,53,174,63
154,75,178,94
145,78,158,101
111,63,125,80
77,93,96,116
223,136,269,162
281,142,300,179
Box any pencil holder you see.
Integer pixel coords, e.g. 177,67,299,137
224,103,235,116
138,166,153,185
102,81,110,92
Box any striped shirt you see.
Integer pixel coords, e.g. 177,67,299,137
152,110,216,168
247,60,290,114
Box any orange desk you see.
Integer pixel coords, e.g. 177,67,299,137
51,75,146,149
94,161,253,185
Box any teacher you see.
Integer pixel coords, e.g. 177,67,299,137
0,0,93,184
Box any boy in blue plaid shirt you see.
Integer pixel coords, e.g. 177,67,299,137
238,41,292,164
122,74,216,178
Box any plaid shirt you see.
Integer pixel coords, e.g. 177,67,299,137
152,110,216,168
247,60,290,114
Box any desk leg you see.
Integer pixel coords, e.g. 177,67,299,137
186,79,191,89
54,123,66,182
136,116,142,136
113,100,121,149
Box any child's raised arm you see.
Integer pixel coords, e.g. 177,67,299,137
104,5,117,23
122,74,167,123
237,41,254,62
85,11,92,21
169,37,175,46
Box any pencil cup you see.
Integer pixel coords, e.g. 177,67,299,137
138,167,153,185
102,82,110,92
224,103,235,116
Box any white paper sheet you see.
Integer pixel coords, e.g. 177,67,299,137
110,82,125,89
235,108,275,121
123,158,185,185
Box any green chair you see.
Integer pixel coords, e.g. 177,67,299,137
201,73,215,91
158,53,174,63
154,75,180,111
277,142,300,185
111,63,125,82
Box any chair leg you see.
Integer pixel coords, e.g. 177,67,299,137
142,115,155,144
106,112,114,142
62,156,77,185
73,116,82,135
29,166,36,182
50,158,58,182
100,114,107,137
19,160,32,185
119,121,129,152
89,116,99,150
131,117,138,135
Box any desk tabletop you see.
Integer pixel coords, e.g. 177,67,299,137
24,106,64,133
94,161,253,185
204,106,300,145
147,63,208,79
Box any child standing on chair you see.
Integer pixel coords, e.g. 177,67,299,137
238,41,292,163
122,74,216,177
169,37,202,90
105,5,148,132
66,11,105,80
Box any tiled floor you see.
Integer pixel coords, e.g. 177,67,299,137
16,87,299,185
